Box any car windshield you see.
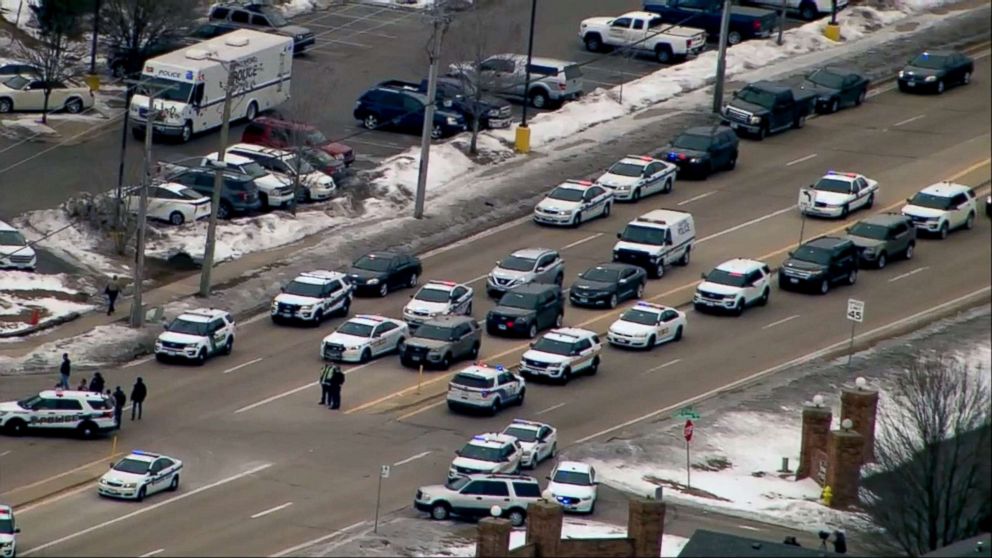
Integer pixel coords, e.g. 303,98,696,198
259,8,288,26
909,192,955,210
621,225,666,245
672,134,711,151
414,324,454,341
283,154,315,175
531,337,573,356
0,518,13,535
547,187,585,202
792,246,833,266
503,426,539,443
909,53,949,70
499,292,539,310
239,161,268,179
305,130,328,144
607,162,643,177
415,287,450,303
458,443,502,462
580,267,620,283
0,230,27,246
552,470,592,486
499,255,536,272
284,280,323,297
176,187,204,200
3,75,28,89
848,222,889,240
113,458,151,474
338,322,374,337
446,475,471,490
705,269,750,287
16,395,42,410
353,255,393,272
620,308,658,325
736,86,776,109
139,77,192,103
813,178,853,194
302,147,335,167
168,318,210,336
807,68,845,89
451,373,493,389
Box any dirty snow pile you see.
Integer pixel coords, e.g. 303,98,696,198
0,271,94,334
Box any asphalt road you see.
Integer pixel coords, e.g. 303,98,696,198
1,54,989,557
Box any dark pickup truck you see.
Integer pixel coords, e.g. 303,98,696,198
643,0,777,46
720,81,816,140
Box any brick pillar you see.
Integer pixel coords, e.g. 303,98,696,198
840,381,879,463
797,402,832,480
628,498,666,558
477,517,512,558
525,500,562,557
825,428,864,509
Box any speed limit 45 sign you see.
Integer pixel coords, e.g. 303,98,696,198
847,299,865,323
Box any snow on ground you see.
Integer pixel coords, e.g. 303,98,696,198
0,322,149,370
0,0,37,31
13,208,127,277
0,271,94,334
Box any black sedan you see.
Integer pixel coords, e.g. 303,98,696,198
346,251,422,298
898,50,974,94
659,126,739,179
800,67,869,113
569,263,646,309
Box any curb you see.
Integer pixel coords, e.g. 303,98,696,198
0,312,82,339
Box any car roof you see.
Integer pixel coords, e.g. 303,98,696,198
858,213,909,227
819,171,861,183
251,116,315,131
617,155,660,166
0,504,11,514
555,179,596,190
466,433,517,447
360,250,403,260
179,308,228,321
454,364,508,379
506,283,557,295
555,460,592,473
38,389,108,400
295,270,346,285
619,11,662,19
714,258,765,274
627,301,673,314
347,314,394,327
635,209,690,225
421,280,459,291
228,142,292,158
750,80,791,93
804,236,849,249
917,49,957,57
0,219,18,232
206,152,254,166
421,315,476,328
510,247,554,259
585,263,636,274
543,327,596,342
682,126,729,137
495,54,576,68
159,182,200,195
919,181,971,197
505,418,550,431
121,450,162,463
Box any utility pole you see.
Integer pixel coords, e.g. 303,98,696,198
712,0,733,114
199,62,237,298
777,0,787,46
114,84,133,250
89,0,101,74
130,92,157,327
413,10,447,220
520,0,537,127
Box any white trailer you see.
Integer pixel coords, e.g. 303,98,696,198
129,29,293,143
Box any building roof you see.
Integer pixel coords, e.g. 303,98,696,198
678,530,847,558
923,534,991,557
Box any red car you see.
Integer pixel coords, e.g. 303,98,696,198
242,117,355,167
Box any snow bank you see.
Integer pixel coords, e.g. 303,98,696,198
0,0,37,31
14,208,126,276
0,271,94,334
0,323,149,370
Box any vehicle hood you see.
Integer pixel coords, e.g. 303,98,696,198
302,171,335,188
799,81,838,98
697,281,742,296
901,65,943,79
811,190,854,206
727,98,768,115
101,470,147,485
536,198,580,213
844,235,885,250
580,16,613,28
255,173,290,190
489,306,537,319
434,107,465,122
609,319,653,336
281,24,312,36
319,142,352,157
0,243,35,258
522,349,569,365
0,401,24,413
274,293,320,306
451,456,501,472
571,279,616,293
158,331,206,345
0,533,13,545
901,205,945,219
664,146,708,160
489,267,532,283
323,332,369,348
405,300,450,316
405,337,449,350
546,481,596,500
346,268,387,283
596,173,639,188
614,240,661,253
782,258,826,273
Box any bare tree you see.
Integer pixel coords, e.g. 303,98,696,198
862,352,991,556
270,91,341,215
99,0,196,78
15,34,84,124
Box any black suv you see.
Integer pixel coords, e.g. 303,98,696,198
486,284,564,338
354,82,467,139
424,77,513,130
346,251,423,297
165,169,262,219
779,236,858,295
660,125,739,179
208,2,315,53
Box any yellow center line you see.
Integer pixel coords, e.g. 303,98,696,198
350,158,991,417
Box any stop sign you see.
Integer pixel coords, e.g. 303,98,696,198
683,419,694,442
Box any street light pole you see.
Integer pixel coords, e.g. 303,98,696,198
130,91,156,328
712,0,733,114
777,0,787,46
89,0,101,75
520,0,537,127
199,64,237,297
413,12,447,220
114,84,133,248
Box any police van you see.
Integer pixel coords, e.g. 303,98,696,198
0,390,118,439
130,29,294,143
612,209,695,278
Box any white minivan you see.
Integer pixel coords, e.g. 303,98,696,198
612,209,695,278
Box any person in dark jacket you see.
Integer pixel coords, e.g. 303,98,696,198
329,366,345,410
131,378,147,420
89,372,105,394
832,531,847,554
319,364,334,406
59,353,71,389
112,386,126,427
105,275,123,315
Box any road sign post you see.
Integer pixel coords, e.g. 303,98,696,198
845,299,864,373
683,419,694,489
374,465,390,533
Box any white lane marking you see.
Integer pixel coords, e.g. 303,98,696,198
241,312,271,326
139,549,165,557
122,355,155,369
16,484,94,514
250,502,294,519
643,359,682,374
562,233,604,250
21,464,273,556
893,114,926,127
785,153,818,167
269,521,370,558
736,525,763,532
393,451,432,467
888,266,929,283
762,314,801,330
224,357,264,374
466,273,490,284
677,191,715,206
697,206,795,244
0,450,11,457
234,362,373,414
571,286,991,446
536,402,567,415
420,215,533,259
346,138,410,150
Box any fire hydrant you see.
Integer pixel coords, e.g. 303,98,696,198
821,485,833,507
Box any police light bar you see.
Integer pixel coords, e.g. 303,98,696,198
567,179,593,186
511,418,541,426
826,171,858,178
355,314,385,322
634,301,664,309
428,280,457,286
132,450,161,457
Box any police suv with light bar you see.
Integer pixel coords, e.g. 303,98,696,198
155,308,236,365
594,155,676,202
533,180,613,226
799,171,878,219
321,314,408,363
448,433,523,480
519,328,602,384
98,450,183,501
694,258,771,315
501,419,558,468
607,302,686,349
0,505,18,558
446,364,525,415
271,270,352,325
0,390,118,438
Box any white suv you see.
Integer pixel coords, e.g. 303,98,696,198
594,155,676,202
448,433,523,480
533,180,613,226
225,143,337,202
486,248,564,298
901,182,978,239
155,308,236,365
519,327,602,384
201,152,294,209
501,419,557,468
447,364,526,415
415,473,543,527
271,270,353,326
402,280,473,330
694,258,771,315
0,220,36,270
0,390,117,439
0,505,19,558
607,301,686,349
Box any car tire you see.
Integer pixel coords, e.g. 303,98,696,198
360,348,372,363
4,419,27,436
555,273,563,286
866,193,875,209
726,152,738,170
560,367,571,385
470,342,480,359
632,188,642,202
195,348,207,366
679,247,690,266
674,326,684,342
856,89,866,105
635,282,645,299
602,203,611,218
527,324,538,339
799,1,817,20
608,294,618,309
430,124,443,140
663,179,673,194
440,353,452,370
312,310,324,327
759,288,770,306
733,299,744,316
655,44,673,64
136,486,146,502
829,99,839,114
223,337,234,355
508,509,527,527
490,397,502,416
169,211,185,226
573,211,583,227
245,101,260,122
430,502,450,521
180,121,193,143
756,124,768,141
516,388,525,406
169,474,180,492
963,71,972,85
841,204,850,219
936,80,945,94
876,252,887,269
727,31,742,46
819,280,830,295
0,98,13,113
589,356,600,375
529,89,549,109
555,313,563,328
647,335,656,350
794,114,806,129
964,212,975,230
218,201,235,220
64,97,84,114
904,242,915,260
938,222,949,239
363,114,379,130
584,33,603,52
847,269,858,286
339,297,351,317
378,283,389,297
409,273,419,288
654,262,665,279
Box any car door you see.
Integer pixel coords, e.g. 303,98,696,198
146,459,167,494
462,480,509,516
833,248,854,281
399,95,425,131
743,269,763,303
537,426,554,459
572,337,595,372
146,186,171,221
588,186,610,217
497,372,520,402
659,310,681,341
607,17,632,46
371,322,394,355
30,397,60,428
618,267,638,299
888,222,909,254
250,13,273,30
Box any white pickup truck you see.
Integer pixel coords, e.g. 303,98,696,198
579,11,706,64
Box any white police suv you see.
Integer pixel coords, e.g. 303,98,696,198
447,364,526,415
519,328,601,384
501,419,557,468
0,505,18,558
544,461,598,514
155,308,236,365
901,182,978,239
321,314,408,363
533,180,614,226
694,258,771,315
595,155,676,202
98,450,183,501
402,280,473,329
0,220,36,271
607,301,686,349
448,433,523,480
799,171,879,219
0,390,117,439
271,270,353,326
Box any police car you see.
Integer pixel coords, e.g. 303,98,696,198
594,155,676,202
533,180,614,226
501,419,557,468
544,461,598,514
98,450,183,502
0,390,117,439
519,328,601,384
448,433,523,480
321,314,408,363
799,171,879,219
607,301,686,349
154,308,236,365
694,258,771,315
402,280,473,329
901,182,978,239
0,505,19,558
271,270,353,326
447,364,526,415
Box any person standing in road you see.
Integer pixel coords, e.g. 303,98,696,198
329,365,345,410
105,275,122,315
89,372,105,394
131,378,147,421
319,363,334,406
58,353,71,389
112,386,126,427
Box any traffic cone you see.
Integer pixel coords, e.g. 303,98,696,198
29,308,41,326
